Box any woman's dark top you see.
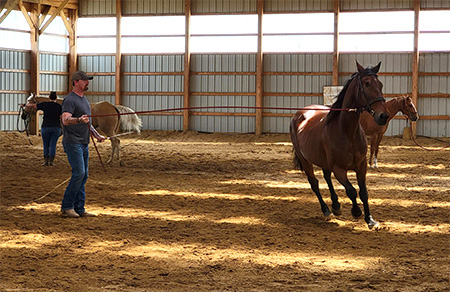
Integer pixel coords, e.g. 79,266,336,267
37,102,62,128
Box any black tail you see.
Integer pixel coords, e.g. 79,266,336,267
289,115,304,171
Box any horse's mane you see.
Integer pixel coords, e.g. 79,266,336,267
325,73,356,124
325,66,378,124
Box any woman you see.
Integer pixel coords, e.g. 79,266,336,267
26,91,62,166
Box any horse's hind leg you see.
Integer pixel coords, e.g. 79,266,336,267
107,137,119,164
323,169,341,216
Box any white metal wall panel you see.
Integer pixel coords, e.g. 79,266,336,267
79,0,116,17
78,55,116,101
124,94,183,130
340,0,413,11
264,0,333,13
40,53,69,93
0,49,30,131
121,54,184,130
190,54,256,132
123,54,184,72
263,53,331,133
123,0,185,15
418,53,450,137
192,0,257,14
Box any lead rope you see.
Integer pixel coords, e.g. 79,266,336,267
89,122,108,173
408,120,450,151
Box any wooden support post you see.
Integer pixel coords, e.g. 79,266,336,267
115,0,122,105
409,0,420,139
68,9,77,92
29,5,39,135
255,0,263,135
183,0,191,132
332,0,340,86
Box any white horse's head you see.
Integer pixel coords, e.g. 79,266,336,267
27,93,36,104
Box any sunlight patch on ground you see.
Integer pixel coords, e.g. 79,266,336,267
380,162,447,170
329,217,450,234
9,203,277,227
382,221,450,234
0,233,55,249
220,179,311,189
369,198,450,208
135,189,312,202
115,241,380,271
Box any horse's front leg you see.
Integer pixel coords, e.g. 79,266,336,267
323,169,341,216
333,168,362,219
356,165,380,229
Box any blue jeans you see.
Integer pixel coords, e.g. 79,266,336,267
41,126,61,157
62,142,89,214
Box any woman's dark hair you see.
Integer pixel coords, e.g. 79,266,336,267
49,91,57,100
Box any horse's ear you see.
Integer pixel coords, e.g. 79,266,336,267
372,61,382,74
356,61,365,74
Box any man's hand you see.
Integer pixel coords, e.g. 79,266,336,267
78,115,89,124
96,135,106,143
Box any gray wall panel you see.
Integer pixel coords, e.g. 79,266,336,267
264,0,333,12
123,0,185,15
123,54,184,72
340,0,413,11
79,0,116,17
192,0,257,14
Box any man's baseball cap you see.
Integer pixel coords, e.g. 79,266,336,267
71,71,93,81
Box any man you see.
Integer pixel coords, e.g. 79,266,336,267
61,71,105,218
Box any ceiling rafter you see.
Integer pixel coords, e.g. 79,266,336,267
0,0,20,24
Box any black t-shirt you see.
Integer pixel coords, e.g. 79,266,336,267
37,102,62,128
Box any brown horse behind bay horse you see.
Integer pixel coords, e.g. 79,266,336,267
91,101,142,166
360,95,418,168
290,61,389,229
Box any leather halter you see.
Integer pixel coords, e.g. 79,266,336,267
356,72,385,115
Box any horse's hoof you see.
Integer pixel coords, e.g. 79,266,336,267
332,207,342,216
368,220,380,230
351,208,363,219
323,209,332,220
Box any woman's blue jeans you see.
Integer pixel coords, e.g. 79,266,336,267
41,126,61,157
62,142,89,214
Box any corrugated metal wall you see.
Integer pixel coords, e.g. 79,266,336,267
0,50,30,131
190,54,256,133
418,53,450,137
340,0,413,11
192,0,257,14
122,54,184,130
263,53,332,133
264,0,333,12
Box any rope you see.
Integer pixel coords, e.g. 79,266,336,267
408,121,450,151
33,177,71,202
87,105,357,118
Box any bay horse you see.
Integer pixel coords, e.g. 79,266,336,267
24,96,141,166
360,95,418,168
290,61,389,229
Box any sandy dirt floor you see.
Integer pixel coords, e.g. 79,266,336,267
1,130,449,292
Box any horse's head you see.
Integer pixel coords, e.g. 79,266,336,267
23,93,37,115
356,61,389,126
400,95,419,121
